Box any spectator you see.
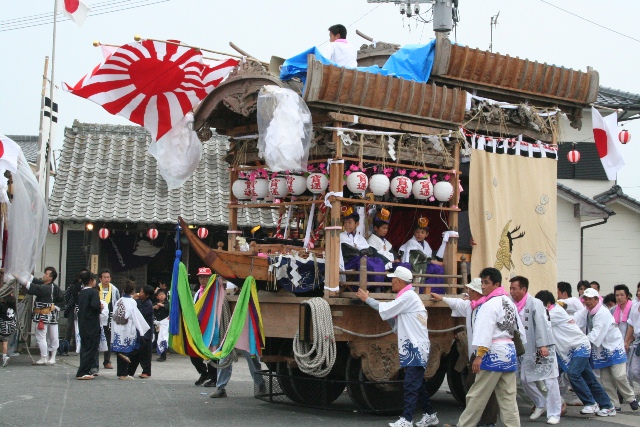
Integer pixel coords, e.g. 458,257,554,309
603,293,616,310
577,280,590,298
128,284,154,378
557,281,583,316
0,293,17,367
76,271,104,380
590,281,601,292
63,269,86,352
613,285,633,338
97,268,120,370
153,289,170,362
624,301,640,390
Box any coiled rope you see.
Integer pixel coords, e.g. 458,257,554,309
293,298,336,377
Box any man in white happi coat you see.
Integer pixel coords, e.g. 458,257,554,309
321,24,358,68
556,281,583,317
574,288,639,412
535,290,615,417
509,276,562,424
445,267,525,427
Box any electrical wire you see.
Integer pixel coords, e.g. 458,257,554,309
539,0,640,44
317,3,382,47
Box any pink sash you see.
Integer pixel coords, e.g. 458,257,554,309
614,302,632,324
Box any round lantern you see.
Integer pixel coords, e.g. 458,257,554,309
567,149,581,164
48,223,60,235
147,228,159,240
287,174,307,196
434,181,454,202
197,227,209,239
346,171,369,195
252,178,269,200
369,173,390,196
412,179,434,200
98,227,110,240
390,176,412,199
306,173,329,194
619,129,631,144
232,179,252,201
269,176,289,197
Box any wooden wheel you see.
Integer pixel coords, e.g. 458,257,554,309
424,366,446,397
446,342,469,406
346,355,404,414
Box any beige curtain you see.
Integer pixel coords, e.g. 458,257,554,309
469,146,557,295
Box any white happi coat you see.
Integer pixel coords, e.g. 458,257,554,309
517,294,558,382
110,296,150,354
558,296,583,317
574,304,627,369
367,233,395,264
548,304,590,372
399,236,432,264
473,294,525,372
339,231,369,272
444,297,476,358
377,288,430,368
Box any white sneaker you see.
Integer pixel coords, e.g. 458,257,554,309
35,357,48,365
389,417,413,427
530,406,547,420
2,354,8,367
415,412,439,427
580,403,599,414
546,416,560,425
596,407,616,417
48,353,56,365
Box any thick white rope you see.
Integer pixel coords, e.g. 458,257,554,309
292,298,336,377
333,324,465,338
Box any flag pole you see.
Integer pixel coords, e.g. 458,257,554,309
46,0,59,205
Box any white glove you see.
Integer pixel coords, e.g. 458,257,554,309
441,230,459,243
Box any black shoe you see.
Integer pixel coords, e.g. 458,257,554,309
195,374,208,386
156,356,166,362
203,378,217,387
209,388,227,398
630,400,639,411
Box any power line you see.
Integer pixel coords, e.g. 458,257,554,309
318,3,382,46
539,0,640,44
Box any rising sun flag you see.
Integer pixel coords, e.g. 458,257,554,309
64,39,238,141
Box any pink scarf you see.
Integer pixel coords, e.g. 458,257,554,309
333,39,349,43
614,302,632,324
589,300,602,316
514,293,529,313
470,286,507,309
396,284,413,299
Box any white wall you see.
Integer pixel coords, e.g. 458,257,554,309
583,203,640,295
556,198,581,285
557,179,613,199
42,231,61,282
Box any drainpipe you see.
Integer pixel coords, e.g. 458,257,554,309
580,218,608,280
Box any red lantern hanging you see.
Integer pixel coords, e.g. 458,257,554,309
197,227,209,239
147,228,159,240
567,149,581,164
98,227,110,240
48,223,60,235
619,129,631,144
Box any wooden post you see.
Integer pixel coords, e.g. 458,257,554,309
228,169,239,251
359,256,368,290
324,123,344,299
444,142,460,294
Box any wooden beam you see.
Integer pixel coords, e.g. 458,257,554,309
334,196,461,212
444,142,460,293
327,112,446,135
325,123,344,299
341,156,457,174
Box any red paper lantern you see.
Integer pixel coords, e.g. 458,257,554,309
48,223,60,235
567,149,581,164
197,227,209,239
98,227,110,240
147,228,159,240
619,129,631,144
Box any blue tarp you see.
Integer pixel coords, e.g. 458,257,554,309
280,40,436,85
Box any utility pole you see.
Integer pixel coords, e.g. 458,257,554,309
489,11,500,52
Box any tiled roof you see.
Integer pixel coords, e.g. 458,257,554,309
593,185,640,213
596,86,640,121
7,135,39,164
48,121,277,227
556,182,615,218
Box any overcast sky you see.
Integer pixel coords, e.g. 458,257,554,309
1,0,639,196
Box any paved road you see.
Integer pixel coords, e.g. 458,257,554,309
1,352,639,427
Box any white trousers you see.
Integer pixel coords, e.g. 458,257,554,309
34,323,59,357
521,377,562,418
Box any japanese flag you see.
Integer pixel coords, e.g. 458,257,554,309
0,134,22,174
592,107,625,181
57,0,89,27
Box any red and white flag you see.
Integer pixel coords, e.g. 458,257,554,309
57,0,89,27
0,134,22,174
592,107,625,180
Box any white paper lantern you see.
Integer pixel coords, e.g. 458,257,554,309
369,174,390,196
346,171,369,195
287,174,307,196
263,192,274,203
390,176,412,198
412,179,434,200
269,176,289,197
252,178,269,199
306,173,329,194
434,181,454,202
232,179,252,200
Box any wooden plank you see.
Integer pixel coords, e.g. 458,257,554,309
326,112,444,135
444,142,460,294
334,196,461,212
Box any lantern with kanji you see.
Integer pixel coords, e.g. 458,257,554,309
619,129,631,144
197,227,208,239
287,174,307,196
369,173,390,196
390,176,411,199
98,227,110,240
567,149,581,164
412,179,434,200
346,171,369,195
269,176,289,197
232,178,252,201
252,178,269,200
48,223,60,235
306,173,329,194
147,227,159,240
434,181,454,202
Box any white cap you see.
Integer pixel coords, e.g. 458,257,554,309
465,278,482,294
387,266,413,283
583,288,600,298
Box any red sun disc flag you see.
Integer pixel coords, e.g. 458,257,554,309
591,107,625,180
0,134,22,174
64,39,239,141
57,0,90,27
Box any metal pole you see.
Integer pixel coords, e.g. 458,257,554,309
46,0,58,205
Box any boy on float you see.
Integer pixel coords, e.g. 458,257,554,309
399,218,445,293
368,208,412,273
